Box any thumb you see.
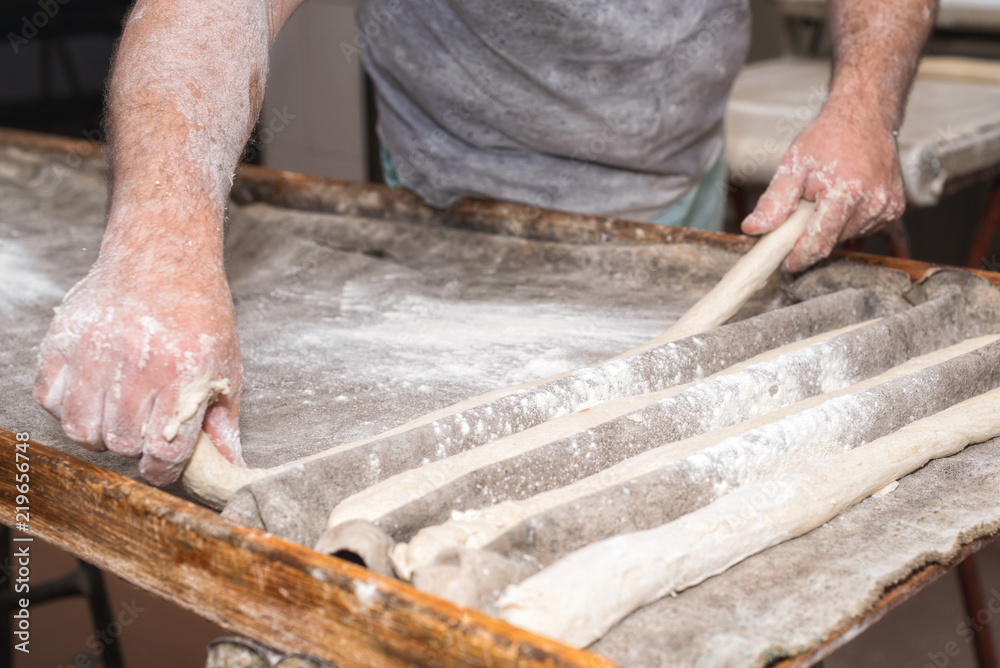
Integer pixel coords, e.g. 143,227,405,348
203,391,244,467
741,169,805,236
782,196,850,273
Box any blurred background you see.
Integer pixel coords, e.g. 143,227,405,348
3,0,1000,265
3,1,1000,666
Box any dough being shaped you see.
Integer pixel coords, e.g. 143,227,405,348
396,334,999,578
624,201,813,355
327,319,868,541
497,385,1000,647
184,202,814,507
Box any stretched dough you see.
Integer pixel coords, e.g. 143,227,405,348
622,200,813,355
183,202,814,506
324,319,867,539
328,283,972,573
497,385,1000,647
395,334,999,577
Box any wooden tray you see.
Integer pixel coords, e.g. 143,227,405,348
1,127,998,667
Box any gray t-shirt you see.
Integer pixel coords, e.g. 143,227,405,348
359,1,750,221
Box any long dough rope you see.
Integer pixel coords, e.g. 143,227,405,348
395,333,999,580
405,335,1000,607
318,283,969,554
321,320,871,541
620,200,814,355
496,385,1000,647
315,320,873,566
182,202,817,506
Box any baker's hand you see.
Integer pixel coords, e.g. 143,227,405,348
740,101,906,272
34,250,243,485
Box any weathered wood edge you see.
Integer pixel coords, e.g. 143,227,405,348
227,162,1000,289
2,125,997,287
5,125,1000,666
0,431,614,668
770,533,1000,668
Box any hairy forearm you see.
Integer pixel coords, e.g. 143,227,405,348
826,0,938,132
102,0,285,259
37,0,307,483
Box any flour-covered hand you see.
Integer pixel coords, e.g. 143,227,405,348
741,98,906,273
34,248,243,485
29,0,298,484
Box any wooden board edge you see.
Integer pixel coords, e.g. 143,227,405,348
824,250,1000,288
5,126,1000,665
0,430,614,668
3,126,998,289
769,533,1000,668
228,162,757,253
229,162,1000,291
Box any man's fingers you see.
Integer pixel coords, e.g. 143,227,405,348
139,392,209,486
33,357,69,419
203,393,244,466
138,453,188,487
838,191,900,243
741,170,805,236
103,389,158,458
783,197,852,273
60,374,107,450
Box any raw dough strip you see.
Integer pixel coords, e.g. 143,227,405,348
320,287,967,545
497,385,1000,648
313,319,874,561
187,287,881,508
396,334,999,580
628,200,813,354
409,336,1000,607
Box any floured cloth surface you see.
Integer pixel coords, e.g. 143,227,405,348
0,146,775,489
592,437,1000,667
5,147,1000,667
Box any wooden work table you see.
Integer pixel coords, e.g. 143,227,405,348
2,127,999,667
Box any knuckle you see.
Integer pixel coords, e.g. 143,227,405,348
63,419,103,448
139,454,183,486
34,366,69,415
104,427,141,457
32,380,51,407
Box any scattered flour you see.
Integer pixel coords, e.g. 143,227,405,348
0,240,64,314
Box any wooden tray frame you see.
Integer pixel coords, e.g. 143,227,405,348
1,127,998,667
